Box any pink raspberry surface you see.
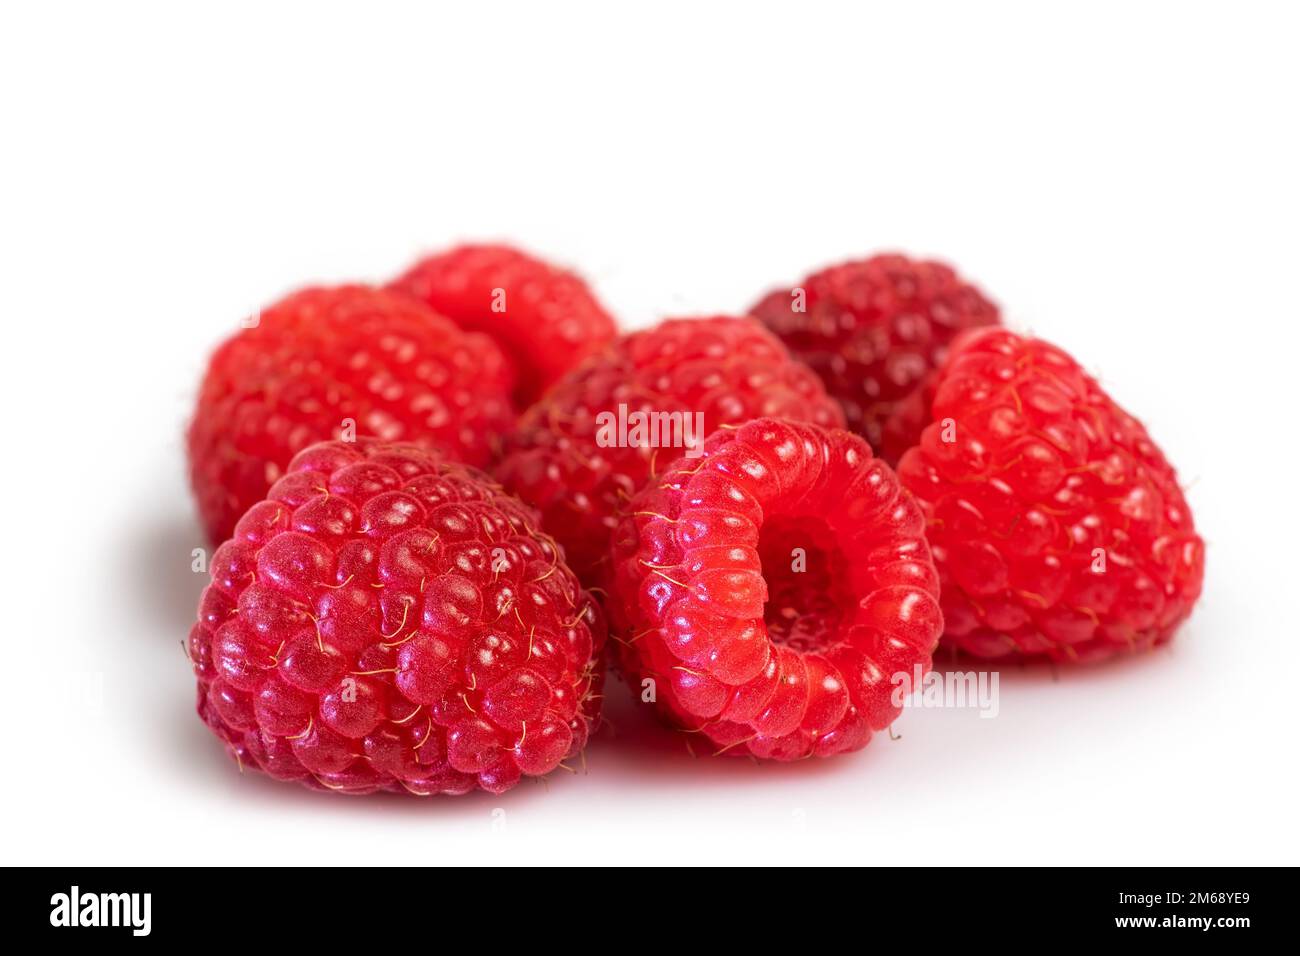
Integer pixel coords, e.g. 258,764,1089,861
610,419,944,761
188,439,606,796
388,243,618,408
751,254,1000,463
897,328,1205,662
188,285,515,543
494,316,845,587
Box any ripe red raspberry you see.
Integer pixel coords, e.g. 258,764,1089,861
388,243,618,407
751,254,1000,463
610,419,943,761
188,439,606,796
897,328,1205,663
493,317,845,586
188,285,515,543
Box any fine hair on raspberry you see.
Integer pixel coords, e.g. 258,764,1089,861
188,438,606,796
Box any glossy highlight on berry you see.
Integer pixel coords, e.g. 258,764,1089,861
897,328,1205,662
188,285,515,543
388,243,618,407
611,418,944,761
495,316,845,587
751,253,1000,463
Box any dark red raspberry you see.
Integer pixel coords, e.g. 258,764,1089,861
610,419,943,761
388,243,618,407
188,285,514,543
493,317,845,586
188,439,606,796
750,253,1000,463
897,328,1205,663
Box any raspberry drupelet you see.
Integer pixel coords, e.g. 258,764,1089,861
897,328,1205,663
188,285,515,543
751,253,1000,464
610,419,944,761
188,439,606,796
494,316,845,588
388,243,618,408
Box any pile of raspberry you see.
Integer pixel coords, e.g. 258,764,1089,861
184,243,1204,795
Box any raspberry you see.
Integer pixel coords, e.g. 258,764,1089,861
388,243,618,407
610,419,943,761
493,317,845,586
751,254,1000,463
897,328,1205,663
188,285,514,543
188,439,606,796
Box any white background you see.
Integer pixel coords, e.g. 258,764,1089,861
2,1,1296,866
